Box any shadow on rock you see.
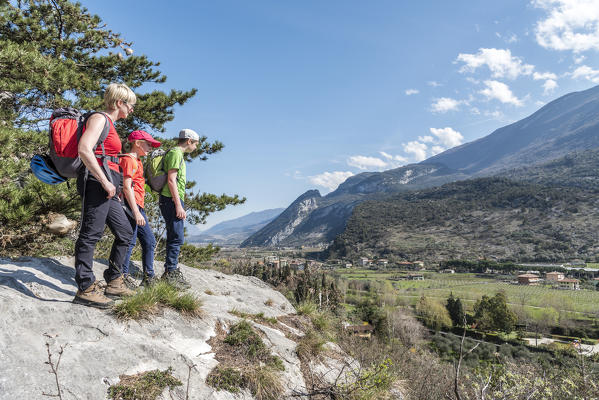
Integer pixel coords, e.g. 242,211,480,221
0,257,77,302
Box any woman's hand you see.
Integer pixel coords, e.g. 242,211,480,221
101,180,116,198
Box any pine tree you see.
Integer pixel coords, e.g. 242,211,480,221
446,292,465,327
0,0,244,256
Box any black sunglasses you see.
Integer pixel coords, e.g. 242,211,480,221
122,100,135,110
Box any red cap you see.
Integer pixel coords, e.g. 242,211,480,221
128,130,161,148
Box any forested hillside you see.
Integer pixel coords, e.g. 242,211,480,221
500,147,599,191
328,177,599,262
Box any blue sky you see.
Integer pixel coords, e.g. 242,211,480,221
82,0,599,231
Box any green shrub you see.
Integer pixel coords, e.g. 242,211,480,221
244,365,285,400
225,320,268,358
415,296,452,331
206,367,243,393
296,329,325,361
207,365,284,400
340,358,395,400
229,309,278,325
296,301,317,316
208,321,285,400
224,320,284,368
113,281,202,320
311,312,330,332
253,312,278,324
107,367,181,400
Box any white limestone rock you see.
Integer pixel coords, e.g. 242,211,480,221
46,213,77,235
0,256,312,399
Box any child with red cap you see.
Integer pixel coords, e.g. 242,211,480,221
120,130,162,287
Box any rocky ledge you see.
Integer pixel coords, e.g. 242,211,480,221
0,257,343,399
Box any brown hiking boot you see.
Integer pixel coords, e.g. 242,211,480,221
122,274,139,290
105,275,135,298
73,281,114,309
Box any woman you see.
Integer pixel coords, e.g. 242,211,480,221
73,83,136,308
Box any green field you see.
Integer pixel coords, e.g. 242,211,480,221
336,269,599,315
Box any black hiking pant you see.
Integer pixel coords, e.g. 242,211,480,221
74,174,133,292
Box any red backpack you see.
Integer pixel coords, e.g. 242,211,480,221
49,108,109,178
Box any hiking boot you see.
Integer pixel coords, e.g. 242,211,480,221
141,274,158,288
161,268,191,290
122,274,138,290
105,275,135,298
73,281,114,309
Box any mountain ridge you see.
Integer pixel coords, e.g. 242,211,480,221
242,85,599,248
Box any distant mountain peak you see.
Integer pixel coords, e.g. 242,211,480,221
188,208,284,245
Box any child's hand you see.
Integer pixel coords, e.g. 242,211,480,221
135,211,146,226
175,205,187,220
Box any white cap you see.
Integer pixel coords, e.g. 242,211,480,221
178,128,199,141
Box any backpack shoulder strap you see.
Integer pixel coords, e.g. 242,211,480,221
159,148,173,172
80,111,110,155
81,111,113,187
94,112,110,156
120,153,138,188
122,153,138,173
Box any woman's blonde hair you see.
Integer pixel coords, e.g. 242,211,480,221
103,83,136,110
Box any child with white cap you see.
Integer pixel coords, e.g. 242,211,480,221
158,128,199,289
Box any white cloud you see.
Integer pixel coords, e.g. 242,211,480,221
403,141,428,161
456,48,534,79
347,155,388,170
405,89,419,95
429,127,464,148
308,171,354,191
400,127,463,161
534,0,599,52
470,107,481,115
533,71,558,94
379,151,393,160
506,33,519,43
571,65,599,83
543,79,558,94
484,109,505,119
393,154,409,163
428,81,442,87
348,128,463,169
378,151,408,165
344,152,409,171
480,80,524,106
574,55,586,64
431,145,445,155
533,71,557,80
431,97,463,113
